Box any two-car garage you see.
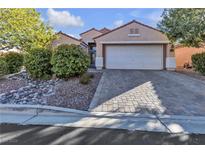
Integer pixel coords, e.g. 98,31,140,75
105,44,164,70
94,20,175,70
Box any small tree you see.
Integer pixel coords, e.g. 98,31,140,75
158,9,205,47
0,9,56,52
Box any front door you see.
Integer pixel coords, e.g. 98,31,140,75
89,44,96,68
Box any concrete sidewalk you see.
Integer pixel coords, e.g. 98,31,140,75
1,107,205,134
0,111,168,133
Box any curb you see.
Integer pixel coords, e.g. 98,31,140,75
157,114,205,121
0,104,155,119
1,104,205,121
0,104,89,116
88,72,105,110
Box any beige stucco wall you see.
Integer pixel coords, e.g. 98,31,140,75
52,33,81,47
95,22,170,57
80,29,102,44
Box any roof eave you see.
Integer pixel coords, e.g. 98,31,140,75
94,20,166,40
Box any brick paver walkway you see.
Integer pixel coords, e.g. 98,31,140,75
89,70,205,116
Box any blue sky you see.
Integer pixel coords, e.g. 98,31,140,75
37,8,164,38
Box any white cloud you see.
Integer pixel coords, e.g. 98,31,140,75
47,8,84,27
113,20,124,27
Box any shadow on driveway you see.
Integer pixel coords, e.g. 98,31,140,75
90,70,205,116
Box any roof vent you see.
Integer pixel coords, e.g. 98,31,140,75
128,28,140,37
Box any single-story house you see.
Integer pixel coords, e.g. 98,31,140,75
52,31,88,51
56,20,176,70
94,20,175,70
175,45,205,69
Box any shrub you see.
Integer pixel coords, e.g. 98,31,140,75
51,44,90,78
2,52,23,74
192,52,205,75
79,73,91,85
24,48,52,79
0,58,7,77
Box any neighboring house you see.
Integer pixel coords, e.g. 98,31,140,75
80,28,110,67
175,45,205,69
52,31,88,51
94,20,175,70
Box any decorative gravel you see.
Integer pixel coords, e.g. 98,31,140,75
0,71,102,111
46,73,102,110
0,78,27,94
0,71,59,105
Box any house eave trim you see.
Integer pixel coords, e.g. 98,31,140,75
100,41,170,44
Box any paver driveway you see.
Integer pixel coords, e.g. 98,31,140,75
89,70,205,116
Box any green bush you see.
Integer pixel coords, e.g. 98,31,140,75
79,73,91,85
24,48,52,79
0,57,7,77
192,52,205,75
51,44,90,78
2,52,23,74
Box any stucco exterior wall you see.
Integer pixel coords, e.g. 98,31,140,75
95,22,170,57
52,33,81,47
175,46,205,68
80,29,102,44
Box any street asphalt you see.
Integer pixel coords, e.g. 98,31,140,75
1,124,205,145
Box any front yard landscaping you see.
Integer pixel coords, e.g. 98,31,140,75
0,70,102,110
0,44,102,111
47,72,102,110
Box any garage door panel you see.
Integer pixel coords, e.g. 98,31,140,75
105,45,163,70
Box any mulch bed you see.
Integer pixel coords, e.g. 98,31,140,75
46,73,102,110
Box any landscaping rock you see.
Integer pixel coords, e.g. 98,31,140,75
47,72,102,110
0,71,59,105
0,71,102,111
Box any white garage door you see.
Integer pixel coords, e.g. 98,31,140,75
105,45,163,70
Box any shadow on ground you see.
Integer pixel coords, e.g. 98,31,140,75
91,70,205,116
0,124,205,145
